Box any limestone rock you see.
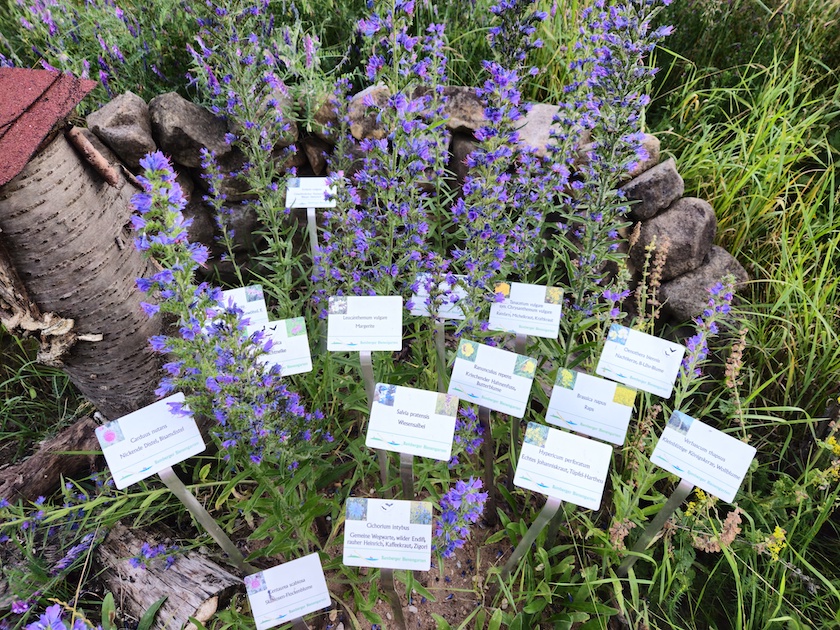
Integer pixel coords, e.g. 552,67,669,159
349,84,391,140
86,91,156,169
631,197,717,282
622,157,684,221
660,246,749,321
441,86,485,133
148,92,230,168
517,103,560,157
627,134,660,179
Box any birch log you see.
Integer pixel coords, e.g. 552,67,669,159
96,522,243,630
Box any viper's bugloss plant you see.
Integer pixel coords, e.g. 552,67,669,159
313,0,450,305
673,275,736,409
128,542,179,571
132,151,326,470
450,0,549,333
433,477,488,559
188,0,330,316
552,0,672,367
0,482,110,620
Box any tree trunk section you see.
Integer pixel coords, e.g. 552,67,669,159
96,522,243,630
0,133,162,419
0,416,99,503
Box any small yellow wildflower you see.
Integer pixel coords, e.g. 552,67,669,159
766,526,787,561
826,435,840,457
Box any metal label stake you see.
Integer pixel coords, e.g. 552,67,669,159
617,478,695,577
506,333,528,490
501,496,563,579
306,207,318,258
158,467,256,575
381,568,408,630
479,405,497,526
434,320,447,393
360,351,391,494
399,453,414,500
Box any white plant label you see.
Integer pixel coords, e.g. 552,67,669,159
651,411,756,502
488,282,563,338
244,553,331,630
366,384,458,460
547,369,636,445
448,339,536,418
284,177,336,208
246,317,313,376
409,273,468,320
95,393,204,490
327,295,403,351
596,324,685,398
514,422,612,510
222,285,270,326
343,498,433,571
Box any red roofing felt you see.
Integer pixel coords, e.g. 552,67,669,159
0,69,97,187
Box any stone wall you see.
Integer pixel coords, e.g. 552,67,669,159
84,89,747,323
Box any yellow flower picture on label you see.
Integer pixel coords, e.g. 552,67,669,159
514,355,537,377
545,286,563,305
612,384,636,407
556,368,577,390
494,282,511,299
457,339,477,361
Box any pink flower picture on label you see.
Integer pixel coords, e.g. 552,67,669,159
95,421,125,448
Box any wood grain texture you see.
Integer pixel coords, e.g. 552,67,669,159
96,522,243,630
0,134,163,418
0,416,99,503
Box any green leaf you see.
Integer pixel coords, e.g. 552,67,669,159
488,609,504,630
523,598,548,615
136,596,168,630
432,613,452,630
507,612,526,630
100,592,117,630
